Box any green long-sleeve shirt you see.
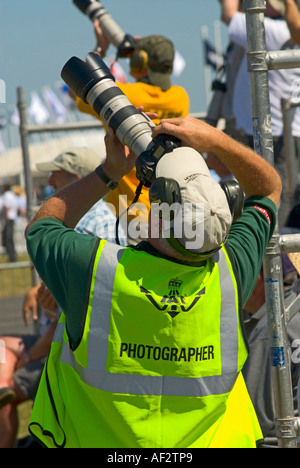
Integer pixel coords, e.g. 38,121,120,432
26,196,277,348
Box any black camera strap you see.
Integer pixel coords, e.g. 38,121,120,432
115,181,144,245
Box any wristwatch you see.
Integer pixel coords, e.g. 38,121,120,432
95,165,119,190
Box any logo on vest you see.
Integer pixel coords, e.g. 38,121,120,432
140,277,206,318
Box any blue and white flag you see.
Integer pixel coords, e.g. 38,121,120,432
203,39,225,70
42,87,67,123
28,92,50,125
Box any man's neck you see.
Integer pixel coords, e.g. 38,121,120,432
144,237,206,267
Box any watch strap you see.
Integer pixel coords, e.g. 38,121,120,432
95,165,119,190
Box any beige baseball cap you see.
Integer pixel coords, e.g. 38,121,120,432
153,147,235,256
36,147,100,177
268,0,300,16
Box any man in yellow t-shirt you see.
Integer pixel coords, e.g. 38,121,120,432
76,22,190,243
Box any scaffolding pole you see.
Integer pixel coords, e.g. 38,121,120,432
244,0,300,448
17,87,35,222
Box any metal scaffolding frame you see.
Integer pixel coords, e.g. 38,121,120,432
244,0,300,448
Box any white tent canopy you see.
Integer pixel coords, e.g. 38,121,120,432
0,130,106,181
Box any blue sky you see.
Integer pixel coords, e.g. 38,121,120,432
0,0,229,114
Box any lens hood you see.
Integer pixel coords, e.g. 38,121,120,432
61,53,115,102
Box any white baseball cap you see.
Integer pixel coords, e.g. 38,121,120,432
153,147,235,256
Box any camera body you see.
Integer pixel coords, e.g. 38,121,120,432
73,0,137,57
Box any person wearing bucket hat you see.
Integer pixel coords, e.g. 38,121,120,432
36,147,101,189
73,19,190,246
219,0,300,228
24,114,282,448
35,145,126,241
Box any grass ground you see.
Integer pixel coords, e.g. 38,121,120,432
0,254,31,298
17,401,32,439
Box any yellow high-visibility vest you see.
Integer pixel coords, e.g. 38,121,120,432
29,240,262,448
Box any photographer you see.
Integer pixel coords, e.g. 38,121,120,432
74,19,190,244
25,115,281,448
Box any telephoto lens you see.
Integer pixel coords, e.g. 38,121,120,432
73,0,137,57
61,52,154,157
61,53,181,187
